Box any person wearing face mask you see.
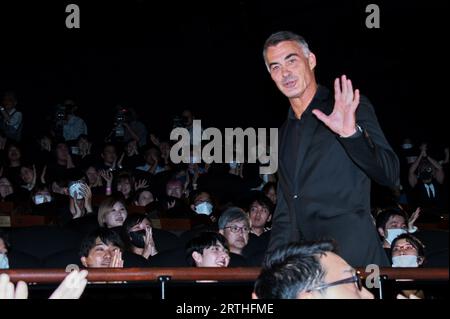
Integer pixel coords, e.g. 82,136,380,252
390,233,426,298
122,214,158,259
188,190,216,227
0,231,10,269
376,208,420,258
122,214,182,260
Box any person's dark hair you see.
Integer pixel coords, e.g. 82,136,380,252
262,181,276,194
391,233,426,263
121,214,150,249
375,208,409,231
263,31,311,64
254,240,336,299
185,232,229,266
122,214,149,235
218,207,249,230
79,228,124,258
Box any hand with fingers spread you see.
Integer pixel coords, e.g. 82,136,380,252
135,179,149,191
49,270,88,299
312,75,360,137
0,273,28,299
99,169,113,195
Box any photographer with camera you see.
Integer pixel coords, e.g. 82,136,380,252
408,143,447,213
62,99,88,142
0,91,23,142
107,106,147,146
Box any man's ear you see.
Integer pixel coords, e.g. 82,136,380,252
190,204,195,211
378,227,385,238
80,257,88,268
251,292,259,299
308,52,317,70
267,214,272,223
192,252,203,266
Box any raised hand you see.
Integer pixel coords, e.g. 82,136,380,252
110,249,124,268
408,207,421,231
134,179,149,191
142,226,158,258
49,270,88,299
312,75,360,137
0,273,28,299
40,165,47,184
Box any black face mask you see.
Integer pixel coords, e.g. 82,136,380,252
129,229,146,248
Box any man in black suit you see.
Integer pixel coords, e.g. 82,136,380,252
264,31,399,267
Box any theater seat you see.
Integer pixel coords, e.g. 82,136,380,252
8,226,84,263
7,250,42,269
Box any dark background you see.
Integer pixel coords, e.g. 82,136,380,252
0,0,448,154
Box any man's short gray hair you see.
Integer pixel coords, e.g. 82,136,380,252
218,207,250,230
263,31,311,68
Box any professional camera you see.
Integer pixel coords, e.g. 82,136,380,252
114,108,129,138
55,104,66,122
172,114,188,128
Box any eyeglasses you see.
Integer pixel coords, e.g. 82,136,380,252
309,274,363,292
224,225,250,233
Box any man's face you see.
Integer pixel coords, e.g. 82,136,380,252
20,167,34,184
265,40,316,99
249,202,271,229
137,191,154,207
7,146,21,161
303,252,374,299
166,181,183,199
265,187,277,204
81,237,121,268
102,146,117,164
193,241,230,268
220,220,250,253
104,202,127,228
56,144,69,161
86,167,99,184
2,95,16,110
385,215,407,230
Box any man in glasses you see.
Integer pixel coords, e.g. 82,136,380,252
253,240,374,299
218,207,251,256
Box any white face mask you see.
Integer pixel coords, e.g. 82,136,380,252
195,202,213,215
401,143,413,150
33,194,52,205
392,255,419,268
229,161,240,169
386,228,407,245
0,253,9,269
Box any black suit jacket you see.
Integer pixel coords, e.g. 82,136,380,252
268,86,399,267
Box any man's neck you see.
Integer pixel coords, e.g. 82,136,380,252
251,227,264,236
230,247,242,255
132,247,144,256
289,82,318,119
